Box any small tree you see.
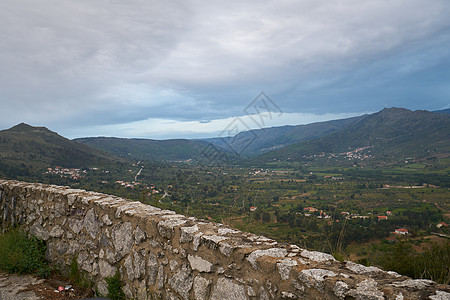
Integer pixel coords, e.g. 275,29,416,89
262,212,271,223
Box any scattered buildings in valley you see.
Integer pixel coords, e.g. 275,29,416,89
45,167,84,180
394,228,409,235
115,180,141,188
436,222,448,228
304,207,318,212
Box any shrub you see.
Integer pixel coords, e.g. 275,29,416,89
378,241,450,284
106,270,125,300
0,228,50,277
69,255,93,288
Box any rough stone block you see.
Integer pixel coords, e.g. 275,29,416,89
168,265,193,300
193,276,211,300
188,255,213,273
112,222,133,259
0,180,448,300
210,277,247,300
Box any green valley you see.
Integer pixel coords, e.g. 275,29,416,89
0,107,449,284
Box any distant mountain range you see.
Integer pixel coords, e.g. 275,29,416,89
0,108,448,175
75,116,364,160
74,137,227,162
0,123,123,177
258,108,450,163
203,116,363,156
433,108,450,114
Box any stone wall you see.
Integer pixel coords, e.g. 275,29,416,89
0,179,449,300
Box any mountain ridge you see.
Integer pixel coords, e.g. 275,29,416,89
74,136,232,162
2,107,448,168
0,123,124,177
257,107,450,164
202,115,364,156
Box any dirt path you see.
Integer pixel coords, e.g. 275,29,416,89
0,271,94,299
0,272,42,300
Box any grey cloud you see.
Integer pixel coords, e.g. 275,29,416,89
0,0,449,137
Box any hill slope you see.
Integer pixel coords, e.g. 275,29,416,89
204,115,363,156
433,108,450,114
258,108,450,164
0,123,124,177
74,137,231,162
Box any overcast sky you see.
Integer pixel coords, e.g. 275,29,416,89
1,0,449,139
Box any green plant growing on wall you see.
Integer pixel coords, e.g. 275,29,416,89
0,228,50,277
69,255,93,288
106,269,125,300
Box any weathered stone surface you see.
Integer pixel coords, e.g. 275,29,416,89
188,255,213,273
300,249,335,262
387,271,401,278
218,228,239,235
281,291,297,299
170,260,179,272
210,277,247,300
193,232,203,251
80,195,105,206
334,281,349,299
68,218,83,234
137,280,147,300
157,265,165,289
133,250,146,279
97,279,108,296
30,222,49,240
122,283,134,299
158,218,187,239
112,222,133,258
346,261,382,274
202,235,227,249
180,225,199,243
259,286,270,300
67,194,78,205
124,255,135,281
49,225,64,238
77,252,93,273
68,240,80,255
101,214,112,226
247,286,256,297
277,258,298,280
247,248,288,269
298,269,337,292
53,202,66,217
25,212,36,224
166,289,180,300
1,180,448,300
193,276,211,300
106,248,118,264
134,226,146,244
348,279,384,300
429,291,450,300
99,259,116,278
147,253,158,285
219,243,233,257
168,265,193,300
391,278,434,289
83,208,100,239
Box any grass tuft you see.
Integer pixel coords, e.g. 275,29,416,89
0,228,50,277
106,270,126,300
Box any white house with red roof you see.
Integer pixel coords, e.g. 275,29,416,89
394,228,408,235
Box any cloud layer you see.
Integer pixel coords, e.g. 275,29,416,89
1,0,449,138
